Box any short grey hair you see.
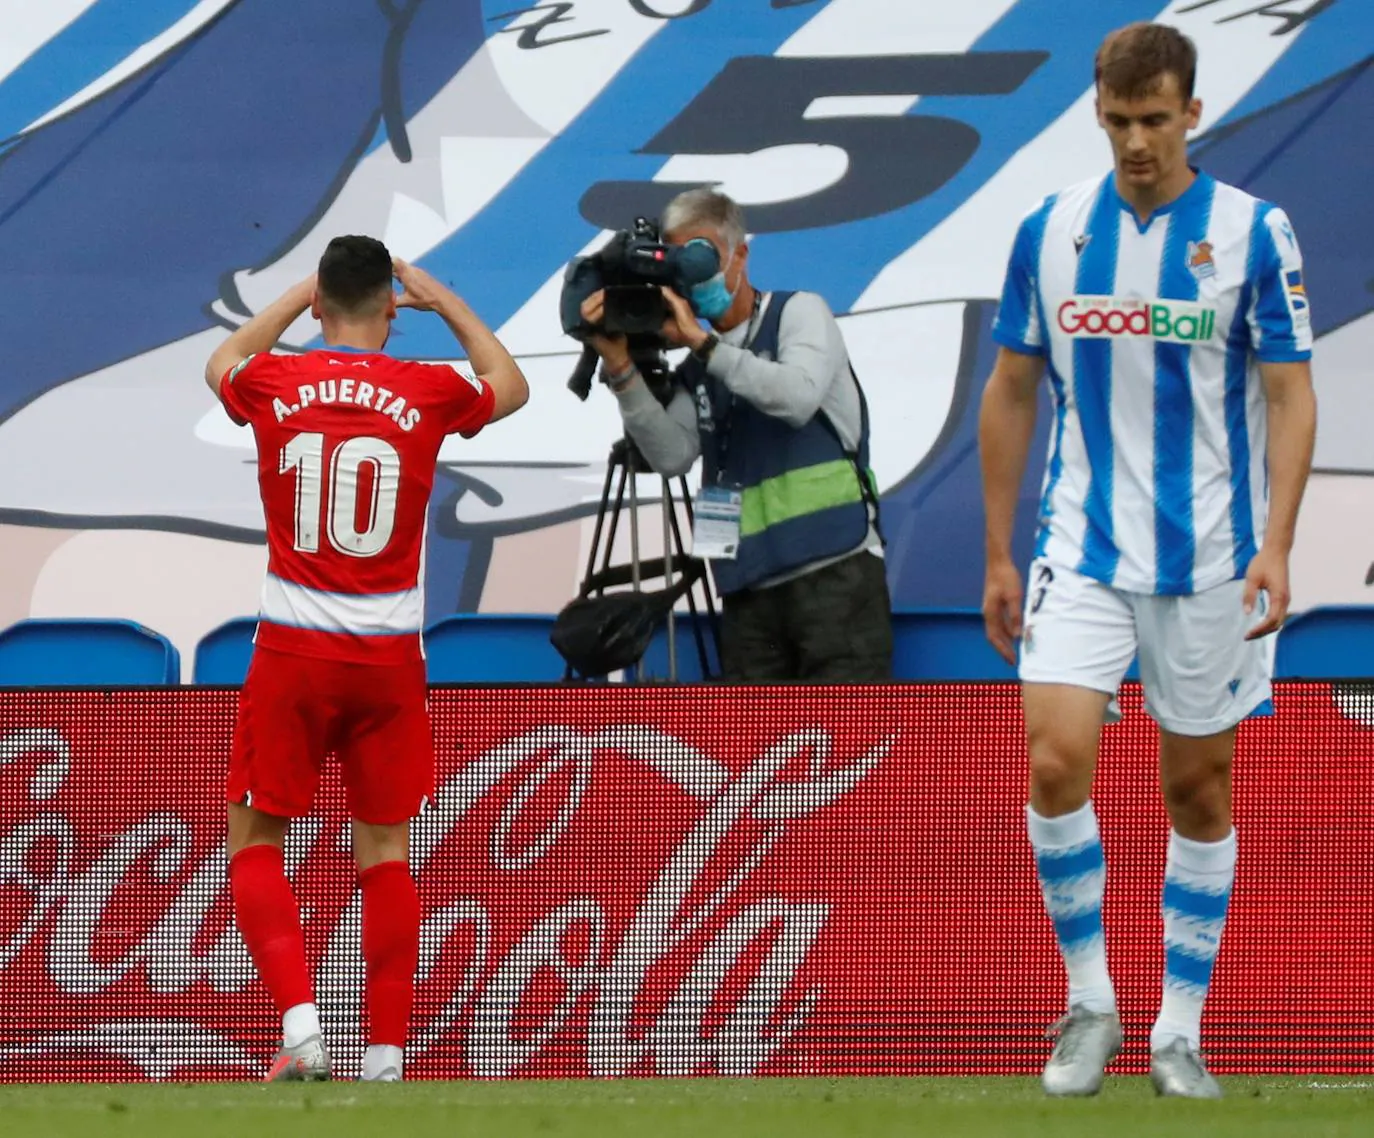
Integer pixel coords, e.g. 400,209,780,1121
661,187,746,248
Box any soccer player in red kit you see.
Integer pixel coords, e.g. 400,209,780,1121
204,236,529,1082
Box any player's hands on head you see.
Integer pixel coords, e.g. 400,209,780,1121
1243,545,1290,640
579,290,631,372
393,259,450,312
290,274,318,309
982,557,1025,666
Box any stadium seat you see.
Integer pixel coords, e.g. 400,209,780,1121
0,618,181,685
1275,605,1374,679
193,617,259,685
891,608,1018,682
424,614,568,683
638,612,721,682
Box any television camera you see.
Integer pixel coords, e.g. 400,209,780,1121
558,217,720,401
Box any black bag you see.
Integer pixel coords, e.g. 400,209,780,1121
550,556,707,678
549,590,671,677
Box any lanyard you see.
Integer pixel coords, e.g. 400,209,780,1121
740,289,765,349
706,290,764,482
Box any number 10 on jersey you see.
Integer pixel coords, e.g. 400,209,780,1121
280,432,400,558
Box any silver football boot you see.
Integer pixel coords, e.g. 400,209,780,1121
1151,1038,1223,1099
1041,1007,1123,1096
264,1034,331,1082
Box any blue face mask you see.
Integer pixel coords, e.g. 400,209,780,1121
687,244,737,321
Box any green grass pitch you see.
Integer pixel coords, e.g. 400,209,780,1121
3,1077,1372,1138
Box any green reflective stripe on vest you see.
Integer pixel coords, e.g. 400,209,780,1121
739,460,875,538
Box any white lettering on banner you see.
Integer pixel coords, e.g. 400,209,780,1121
651,899,829,1078
0,722,894,1078
50,815,192,995
143,816,321,995
408,900,492,1055
470,899,607,1077
0,816,75,970
583,730,834,1077
143,847,253,996
490,737,595,871
0,730,76,970
0,728,71,797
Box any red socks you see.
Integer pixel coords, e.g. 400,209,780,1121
359,860,420,1048
229,844,313,1016
230,847,419,1050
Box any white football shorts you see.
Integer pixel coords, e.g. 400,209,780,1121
1017,557,1275,737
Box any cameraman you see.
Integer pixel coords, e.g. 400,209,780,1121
579,188,892,682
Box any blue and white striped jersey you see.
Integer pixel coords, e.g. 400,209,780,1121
993,170,1312,596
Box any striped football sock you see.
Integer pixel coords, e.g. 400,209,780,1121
1151,828,1236,1052
1026,801,1116,1014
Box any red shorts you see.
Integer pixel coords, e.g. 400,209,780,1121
226,647,434,825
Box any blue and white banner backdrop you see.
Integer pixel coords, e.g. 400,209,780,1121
0,1,1367,660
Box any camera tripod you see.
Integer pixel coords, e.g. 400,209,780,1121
570,435,721,681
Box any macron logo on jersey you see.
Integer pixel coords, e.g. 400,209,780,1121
1056,297,1218,344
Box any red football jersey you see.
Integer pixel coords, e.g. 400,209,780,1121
219,347,494,664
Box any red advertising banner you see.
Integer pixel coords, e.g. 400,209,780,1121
1,683,1372,1083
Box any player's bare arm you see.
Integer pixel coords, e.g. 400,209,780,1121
1244,358,1317,639
978,346,1045,664
203,276,316,396
393,258,529,422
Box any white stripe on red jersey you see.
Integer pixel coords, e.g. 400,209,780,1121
259,573,424,636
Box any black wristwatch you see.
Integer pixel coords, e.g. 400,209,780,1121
691,332,720,365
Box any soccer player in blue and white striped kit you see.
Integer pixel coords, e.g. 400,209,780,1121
979,22,1317,1099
